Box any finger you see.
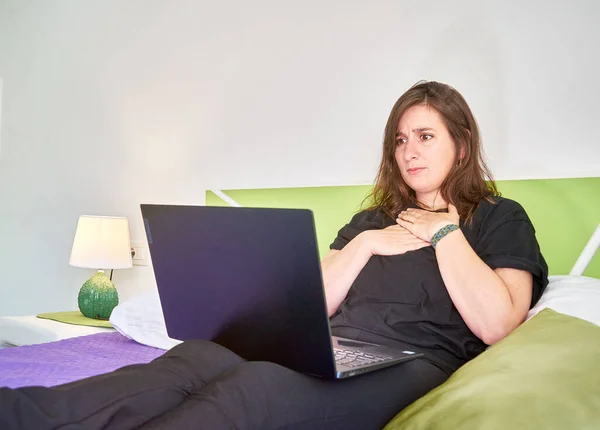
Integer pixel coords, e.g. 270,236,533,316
396,218,415,232
400,209,414,219
397,212,417,223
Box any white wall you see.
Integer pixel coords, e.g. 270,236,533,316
0,0,598,316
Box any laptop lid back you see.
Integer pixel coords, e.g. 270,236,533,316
141,204,337,378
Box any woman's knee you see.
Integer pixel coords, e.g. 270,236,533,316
152,340,246,387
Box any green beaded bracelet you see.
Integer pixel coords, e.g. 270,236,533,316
431,224,459,249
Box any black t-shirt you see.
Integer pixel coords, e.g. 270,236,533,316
328,196,549,373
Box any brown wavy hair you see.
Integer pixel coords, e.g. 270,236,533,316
365,80,498,223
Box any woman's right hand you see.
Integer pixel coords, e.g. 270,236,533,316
361,225,430,256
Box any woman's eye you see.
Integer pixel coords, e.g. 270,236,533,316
396,138,407,145
421,134,433,141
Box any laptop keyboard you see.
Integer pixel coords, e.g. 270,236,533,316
333,347,393,368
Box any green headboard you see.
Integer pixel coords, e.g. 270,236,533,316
206,177,600,278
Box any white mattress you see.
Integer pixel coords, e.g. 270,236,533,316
0,315,114,347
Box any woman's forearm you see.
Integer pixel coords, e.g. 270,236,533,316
434,230,522,344
321,232,373,317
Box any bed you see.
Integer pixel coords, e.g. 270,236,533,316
1,179,599,428
0,332,164,389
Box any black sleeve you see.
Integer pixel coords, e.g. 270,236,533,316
474,199,549,308
329,209,383,251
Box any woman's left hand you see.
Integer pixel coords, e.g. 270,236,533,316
396,204,460,242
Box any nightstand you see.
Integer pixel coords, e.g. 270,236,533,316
0,315,115,347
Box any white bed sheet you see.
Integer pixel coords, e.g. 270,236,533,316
0,315,114,347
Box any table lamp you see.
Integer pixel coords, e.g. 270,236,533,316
69,215,133,319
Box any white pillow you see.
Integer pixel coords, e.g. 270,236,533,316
527,275,600,327
110,289,182,350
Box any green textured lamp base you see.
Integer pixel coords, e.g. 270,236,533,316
77,271,119,320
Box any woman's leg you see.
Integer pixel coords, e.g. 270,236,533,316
138,358,449,430
0,340,245,430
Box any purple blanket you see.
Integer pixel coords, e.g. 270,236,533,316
0,332,165,389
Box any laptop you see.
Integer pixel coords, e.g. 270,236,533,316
140,204,423,379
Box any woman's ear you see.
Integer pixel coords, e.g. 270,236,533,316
459,129,470,161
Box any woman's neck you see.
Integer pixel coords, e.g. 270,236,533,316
416,191,448,211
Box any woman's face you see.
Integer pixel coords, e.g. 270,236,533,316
395,104,458,206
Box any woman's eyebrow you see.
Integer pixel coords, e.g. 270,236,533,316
396,127,435,136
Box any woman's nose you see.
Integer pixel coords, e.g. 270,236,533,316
403,138,420,160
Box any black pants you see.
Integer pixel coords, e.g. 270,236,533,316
0,340,449,430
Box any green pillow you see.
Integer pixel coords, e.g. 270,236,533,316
384,309,600,430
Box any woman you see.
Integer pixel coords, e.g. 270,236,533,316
1,81,548,430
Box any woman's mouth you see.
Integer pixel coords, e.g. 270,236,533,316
407,167,426,175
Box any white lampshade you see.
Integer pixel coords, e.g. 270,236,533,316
69,216,133,270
